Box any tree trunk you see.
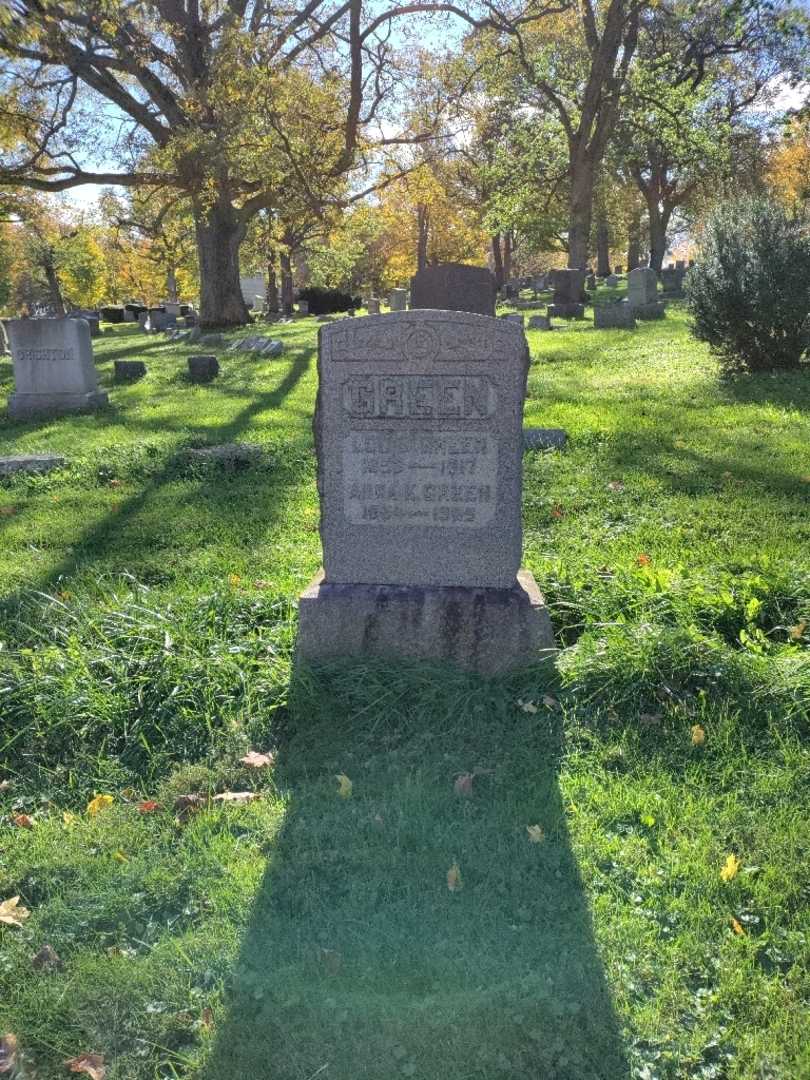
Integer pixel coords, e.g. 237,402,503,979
194,198,249,328
627,207,642,271
266,251,279,313
568,156,594,269
166,267,178,302
647,200,673,273
279,248,294,315
416,205,429,271
596,216,611,276
503,230,513,282
42,254,65,315
491,234,504,288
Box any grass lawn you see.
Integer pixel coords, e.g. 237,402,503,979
0,299,808,1079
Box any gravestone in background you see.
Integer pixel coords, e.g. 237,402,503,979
389,288,407,311
6,318,108,419
660,267,687,297
366,298,381,315
297,309,555,673
594,303,636,330
547,269,586,318
410,263,497,317
605,273,619,287
627,267,665,320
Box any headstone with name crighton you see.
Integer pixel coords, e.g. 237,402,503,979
297,309,554,673
6,318,108,419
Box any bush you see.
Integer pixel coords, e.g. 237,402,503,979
686,197,810,374
298,286,360,315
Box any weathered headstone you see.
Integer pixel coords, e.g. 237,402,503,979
614,265,623,275
0,453,66,476
6,318,108,419
410,263,497,317
523,427,566,451
627,267,665,319
366,298,381,315
240,274,265,308
297,309,555,673
586,273,597,291
101,306,125,324
660,267,687,297
389,288,407,311
69,310,101,337
605,273,619,288
594,303,636,330
188,354,219,383
297,300,309,315
114,360,147,382
547,269,586,318
528,314,551,330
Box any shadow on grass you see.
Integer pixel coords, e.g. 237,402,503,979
203,663,629,1080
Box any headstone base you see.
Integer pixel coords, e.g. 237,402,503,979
297,568,555,675
8,391,108,420
547,303,584,319
631,302,666,320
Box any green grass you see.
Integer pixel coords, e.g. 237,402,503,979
0,303,808,1079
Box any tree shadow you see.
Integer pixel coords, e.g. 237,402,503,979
716,368,810,409
202,665,630,1080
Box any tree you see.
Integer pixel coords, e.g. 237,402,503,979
767,115,810,207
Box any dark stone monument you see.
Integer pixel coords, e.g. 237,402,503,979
410,263,496,317
594,303,636,330
114,360,147,382
297,309,555,673
188,354,220,383
547,269,586,318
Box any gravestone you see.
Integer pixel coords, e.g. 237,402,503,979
547,269,586,318
410,263,496,317
675,259,686,270
605,273,619,288
523,428,566,451
660,267,687,297
188,354,219,383
627,267,665,319
366,298,381,315
114,360,147,382
389,288,407,311
101,306,125,324
6,318,108,419
615,265,623,274
297,309,554,673
594,303,636,330
298,300,310,315
164,302,181,317
69,310,101,337
528,314,551,330
586,273,597,291
240,274,265,308
0,453,66,476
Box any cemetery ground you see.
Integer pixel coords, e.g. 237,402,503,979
0,302,808,1080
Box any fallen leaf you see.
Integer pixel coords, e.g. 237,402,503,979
86,794,114,816
730,917,745,935
636,553,651,567
227,573,241,588
788,621,806,641
447,862,463,891
720,854,742,882
113,850,129,863
57,590,72,602
240,751,275,769
136,800,160,814
108,478,122,488
335,774,353,798
0,780,11,792
691,724,706,746
201,1007,214,1030
517,698,537,713
32,943,62,971
607,480,624,493
64,1052,106,1079
526,824,545,843
212,791,261,805
542,694,560,710
550,506,565,519
0,506,17,517
454,773,474,797
174,794,206,821
0,1034,18,1074
12,814,33,829
0,896,30,928
252,579,273,590
63,811,77,827
639,814,656,828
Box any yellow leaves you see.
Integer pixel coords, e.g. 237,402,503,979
86,794,113,817
526,824,545,844
720,854,742,882
730,917,745,936
636,553,652,567
64,1052,106,1079
113,851,129,864
0,896,30,928
788,621,806,641
240,750,275,769
63,812,78,827
446,862,463,891
227,573,242,588
335,774,353,798
691,724,706,746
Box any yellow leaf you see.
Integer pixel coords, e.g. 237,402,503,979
446,862,463,891
240,751,275,769
730,917,745,935
720,854,741,882
63,811,78,827
86,794,114,816
0,1034,18,1073
64,1052,106,1079
227,573,241,588
335,774,353,798
788,621,806,641
0,896,30,928
113,850,129,864
691,724,706,746
526,824,545,843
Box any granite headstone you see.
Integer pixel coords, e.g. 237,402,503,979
6,318,108,419
410,263,496,317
